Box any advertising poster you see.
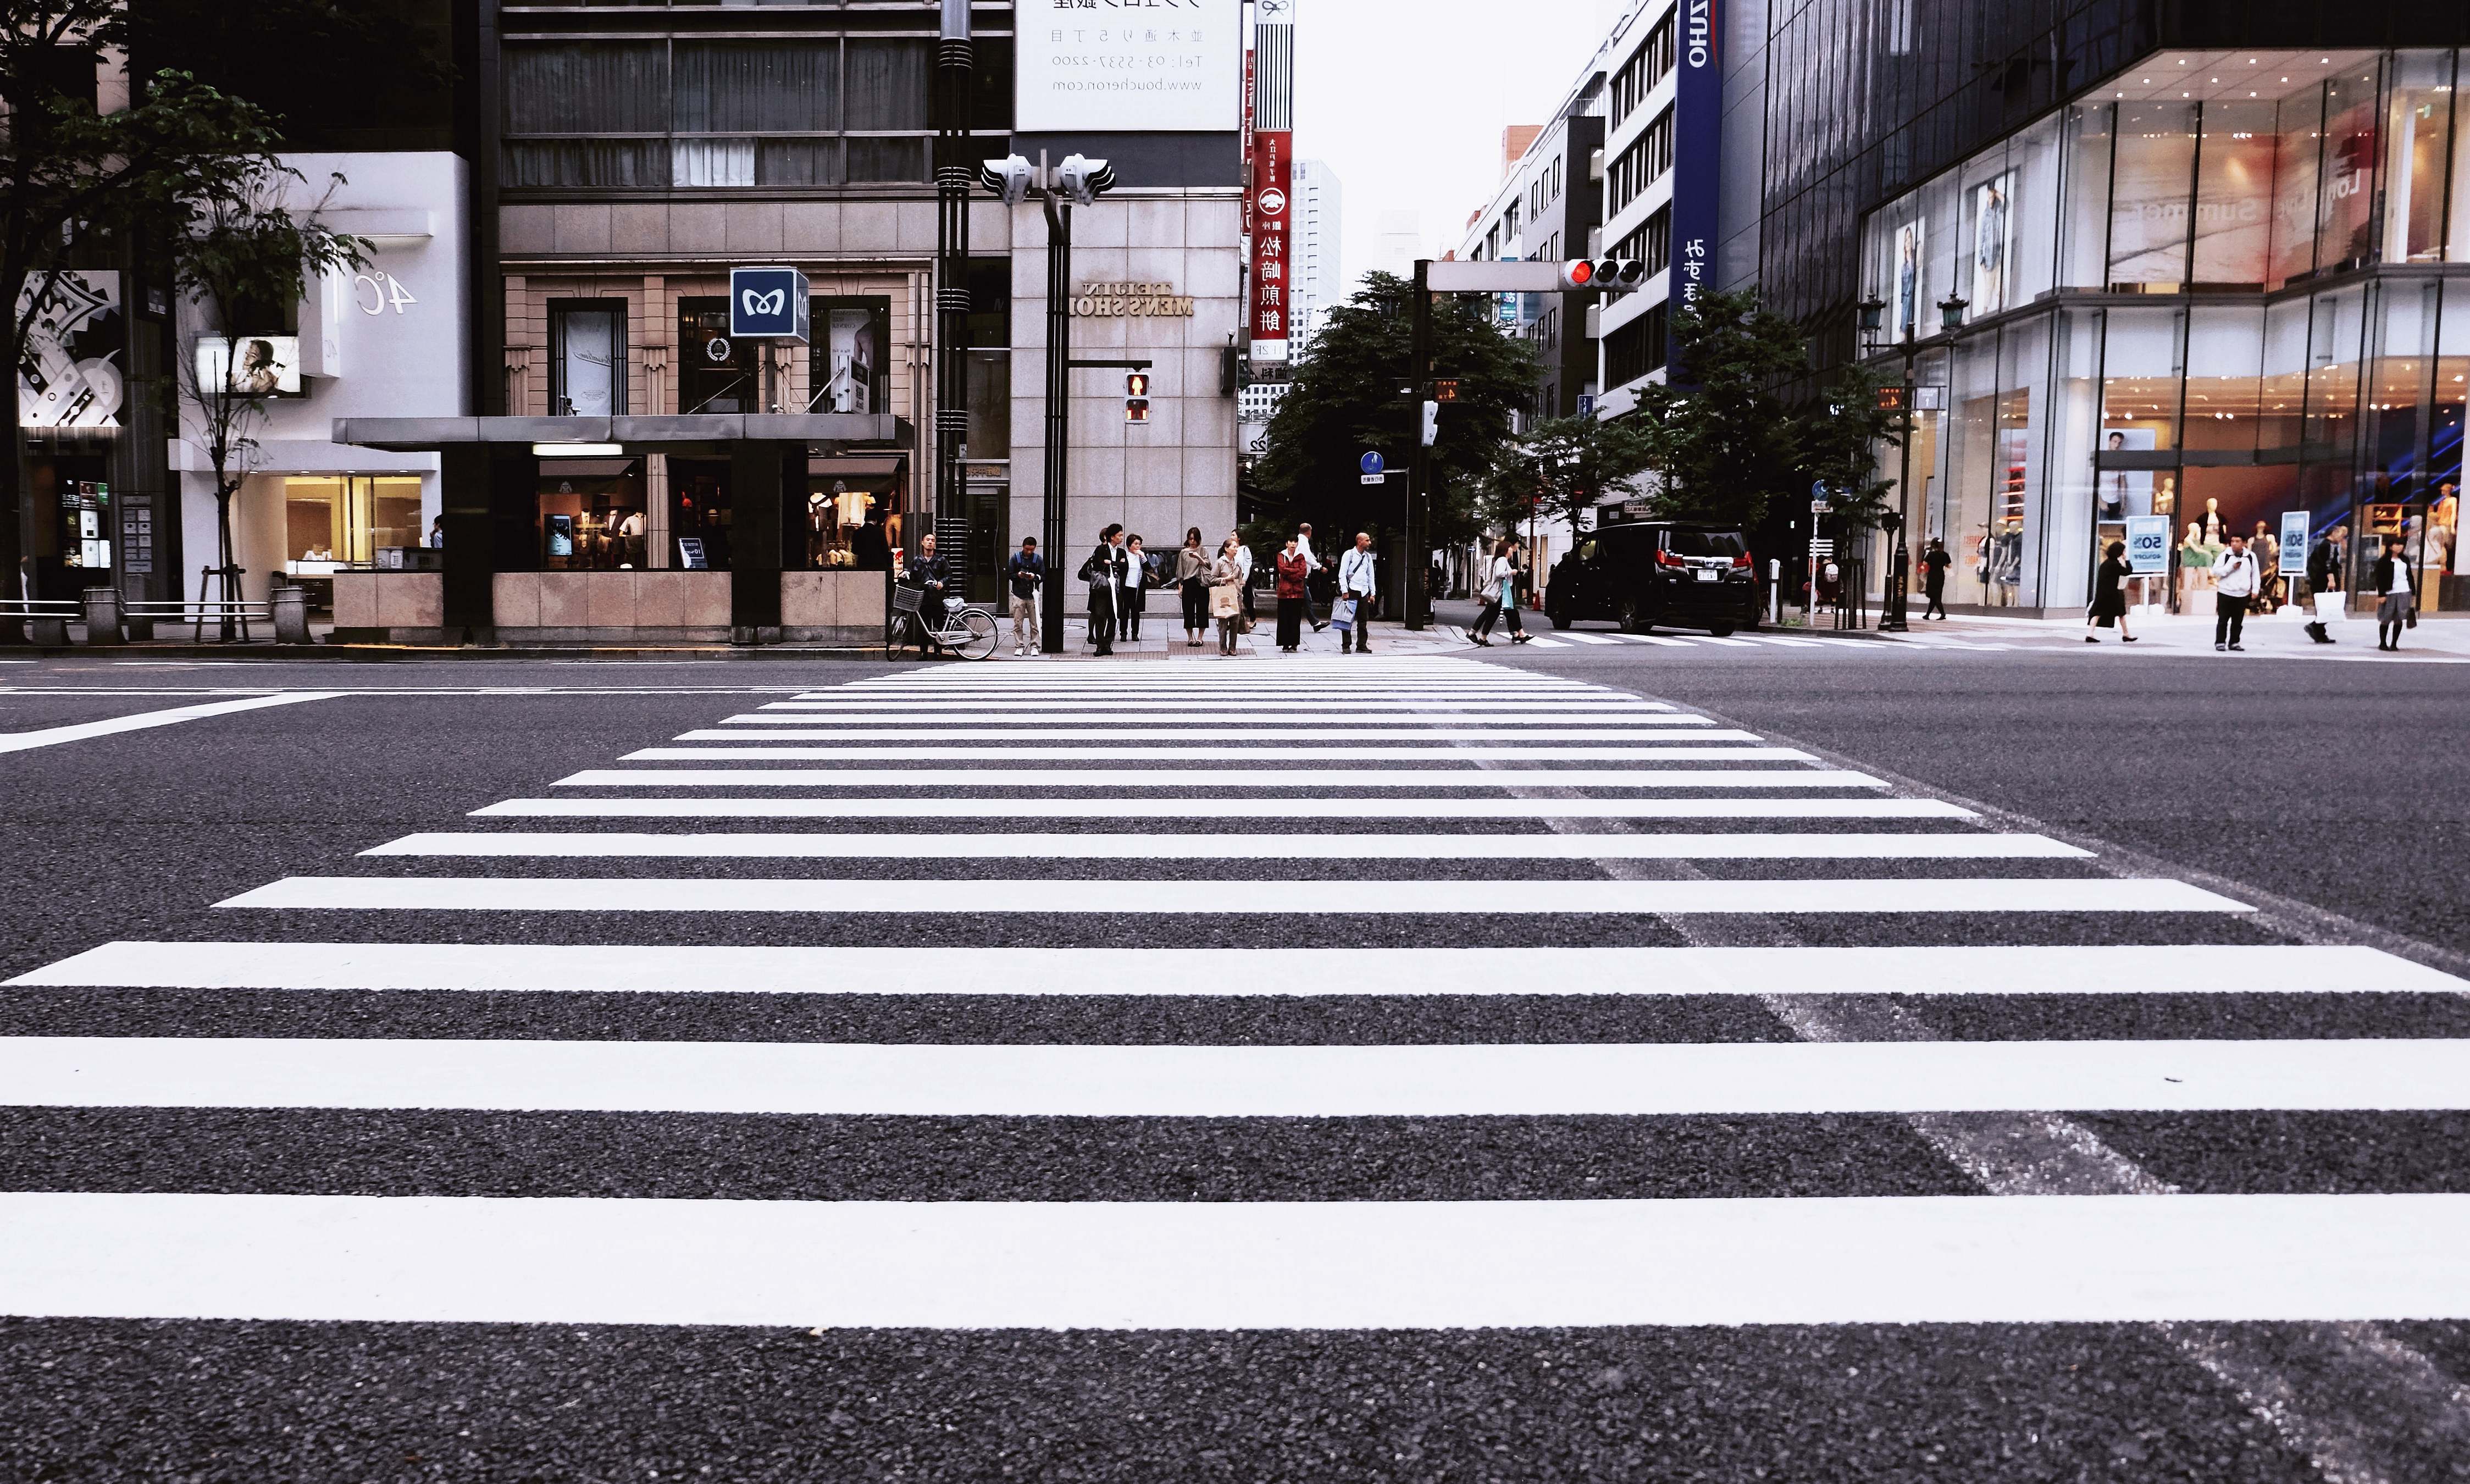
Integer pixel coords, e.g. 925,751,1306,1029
2096,428,2156,520
2125,515,2171,575
817,302,887,414
1970,170,2014,317
1891,219,1925,341
1014,0,1242,135
2279,510,2310,576
1249,126,1291,361
195,335,304,397
17,270,124,429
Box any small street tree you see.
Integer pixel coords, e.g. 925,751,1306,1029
1478,409,1659,545
173,159,365,625
1251,270,1536,552
1797,358,1909,541
1629,287,1807,527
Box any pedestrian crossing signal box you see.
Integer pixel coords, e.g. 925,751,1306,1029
1125,372,1150,424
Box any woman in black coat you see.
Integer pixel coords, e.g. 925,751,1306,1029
2085,539,2136,644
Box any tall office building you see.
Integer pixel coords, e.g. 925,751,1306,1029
1290,159,1345,350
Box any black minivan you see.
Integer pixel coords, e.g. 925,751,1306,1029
1544,518,1759,635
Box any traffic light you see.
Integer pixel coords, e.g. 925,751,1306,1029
1559,258,1648,292
979,155,1034,204
1058,153,1115,207
1125,371,1150,424
1420,399,1439,448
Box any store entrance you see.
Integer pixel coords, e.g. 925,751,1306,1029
668,458,733,571
962,481,1010,606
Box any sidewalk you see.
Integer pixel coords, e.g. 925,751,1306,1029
1889,606,2470,658
984,611,1474,661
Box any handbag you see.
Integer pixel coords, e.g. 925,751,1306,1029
2313,589,2344,623
1331,596,1356,630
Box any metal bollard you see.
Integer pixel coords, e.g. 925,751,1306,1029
272,586,310,644
81,586,123,645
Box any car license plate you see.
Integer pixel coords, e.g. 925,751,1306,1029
1694,568,1719,582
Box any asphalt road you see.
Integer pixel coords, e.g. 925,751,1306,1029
1,643,2466,1482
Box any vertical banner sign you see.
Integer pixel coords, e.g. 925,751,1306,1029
1666,0,1723,379
2278,510,2310,575
1248,2,1295,362
2124,515,2171,575
1241,46,1256,241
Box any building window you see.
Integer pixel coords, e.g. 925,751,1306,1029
550,301,628,417
281,477,424,568
1609,107,1674,214
1609,15,1675,129
1604,303,1668,387
808,296,891,413
1505,199,1521,240
1614,207,1671,275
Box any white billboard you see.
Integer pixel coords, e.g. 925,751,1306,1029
1015,0,1243,134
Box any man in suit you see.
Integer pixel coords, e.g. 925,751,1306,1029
1082,523,1125,656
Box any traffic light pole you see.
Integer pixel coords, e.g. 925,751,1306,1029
1405,258,1432,630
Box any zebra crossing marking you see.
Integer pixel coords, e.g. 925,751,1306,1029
551,767,1889,789
217,875,2247,915
364,830,2089,861
675,727,1762,744
470,795,1974,821
619,744,1815,762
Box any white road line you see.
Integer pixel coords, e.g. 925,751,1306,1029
16,942,2446,996
761,700,1672,712
365,830,2085,861
1690,636,1760,648
1554,632,1624,645
1510,638,1571,647
473,796,1968,821
0,693,340,755
666,730,1771,745
8,1191,2466,1328
15,1037,2468,1117
1743,636,1827,648
217,876,2247,915
726,713,1710,727
1606,634,1695,646
620,745,1814,762
552,768,1880,789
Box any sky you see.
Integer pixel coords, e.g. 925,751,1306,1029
1290,0,1625,295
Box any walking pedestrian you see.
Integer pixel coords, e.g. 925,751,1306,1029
1176,526,1210,647
2212,531,2258,651
1470,536,1530,645
1081,523,1125,656
1298,522,1329,631
1005,536,1043,656
1337,530,1378,654
2084,540,2136,644
1210,536,1245,655
1273,534,1310,651
1920,538,1952,619
2305,524,2347,644
2373,534,2414,651
1120,534,1149,643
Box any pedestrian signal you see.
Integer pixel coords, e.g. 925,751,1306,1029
1125,371,1150,424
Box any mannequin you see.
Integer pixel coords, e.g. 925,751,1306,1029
2153,474,2178,516
2200,497,2224,544
2179,520,2214,602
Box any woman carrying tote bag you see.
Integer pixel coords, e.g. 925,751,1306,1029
1175,527,1211,647
1209,538,1247,655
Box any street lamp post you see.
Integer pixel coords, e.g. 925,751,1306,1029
1859,294,1913,633
931,0,973,539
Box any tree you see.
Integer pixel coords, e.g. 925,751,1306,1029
1251,271,1536,551
1478,410,1660,544
173,158,365,626
1797,359,1909,542
0,1,319,634
1629,287,1808,527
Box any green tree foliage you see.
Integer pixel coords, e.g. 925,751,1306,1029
1797,359,1910,539
1251,271,1536,548
1479,409,1660,544
1629,287,1807,527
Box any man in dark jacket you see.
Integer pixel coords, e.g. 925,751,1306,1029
1005,536,1044,656
1081,523,1125,656
2304,525,2346,644
907,533,951,655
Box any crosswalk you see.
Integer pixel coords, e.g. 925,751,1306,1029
6,658,2469,1414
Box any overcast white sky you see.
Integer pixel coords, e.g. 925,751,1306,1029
1290,0,1623,294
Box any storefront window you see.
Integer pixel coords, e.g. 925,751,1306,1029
2270,86,2325,287
2182,304,2264,453
2044,308,2102,610
550,301,628,417
2383,52,2457,265
2192,101,2275,289
677,297,757,414
2303,285,2368,454
964,349,1010,461
669,458,732,569
2056,103,2113,292
1948,334,1998,599
2108,103,2196,289
2258,296,2312,451
2316,64,2381,274
536,458,647,569
282,476,423,568
808,297,890,413
806,475,897,569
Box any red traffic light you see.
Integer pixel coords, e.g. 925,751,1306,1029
1126,372,1150,397
1560,259,1595,289
1125,370,1151,424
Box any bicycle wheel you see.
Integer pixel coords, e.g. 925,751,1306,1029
950,606,1000,660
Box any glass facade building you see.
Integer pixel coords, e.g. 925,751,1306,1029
1753,2,2470,614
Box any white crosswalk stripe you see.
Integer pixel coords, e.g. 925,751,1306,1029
8,654,2467,1344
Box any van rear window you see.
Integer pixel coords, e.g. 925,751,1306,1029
1665,530,1747,558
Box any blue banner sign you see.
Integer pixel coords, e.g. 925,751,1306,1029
2124,515,2170,575
1665,0,1722,379
2278,510,2309,575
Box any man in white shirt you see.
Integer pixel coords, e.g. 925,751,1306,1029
1296,523,1326,631
2211,532,2258,652
1337,531,1378,654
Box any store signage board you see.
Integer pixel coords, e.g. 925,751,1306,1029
1665,0,1723,380
729,268,810,344
2279,510,2309,575
1016,0,1243,134
2125,515,2170,575
676,538,709,571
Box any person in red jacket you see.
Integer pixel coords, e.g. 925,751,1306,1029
1273,535,1311,652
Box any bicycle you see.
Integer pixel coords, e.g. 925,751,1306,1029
888,583,1000,660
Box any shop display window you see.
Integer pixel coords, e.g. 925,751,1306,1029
2270,87,2325,287
536,458,647,570
807,297,889,414
550,301,628,417
2316,65,2382,274
2181,305,2265,453
806,478,898,570
2108,104,2197,289
283,476,423,570
670,458,733,570
2192,102,2275,289
2383,53,2457,265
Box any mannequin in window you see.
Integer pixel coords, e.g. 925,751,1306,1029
2179,520,2215,602
2200,496,2224,545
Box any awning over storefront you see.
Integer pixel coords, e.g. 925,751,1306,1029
331,413,909,453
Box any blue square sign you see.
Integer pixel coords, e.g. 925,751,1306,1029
729,266,810,342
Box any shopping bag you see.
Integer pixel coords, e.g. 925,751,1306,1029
1331,597,1357,631
2313,590,2345,622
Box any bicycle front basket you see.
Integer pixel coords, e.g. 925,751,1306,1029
889,585,924,616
